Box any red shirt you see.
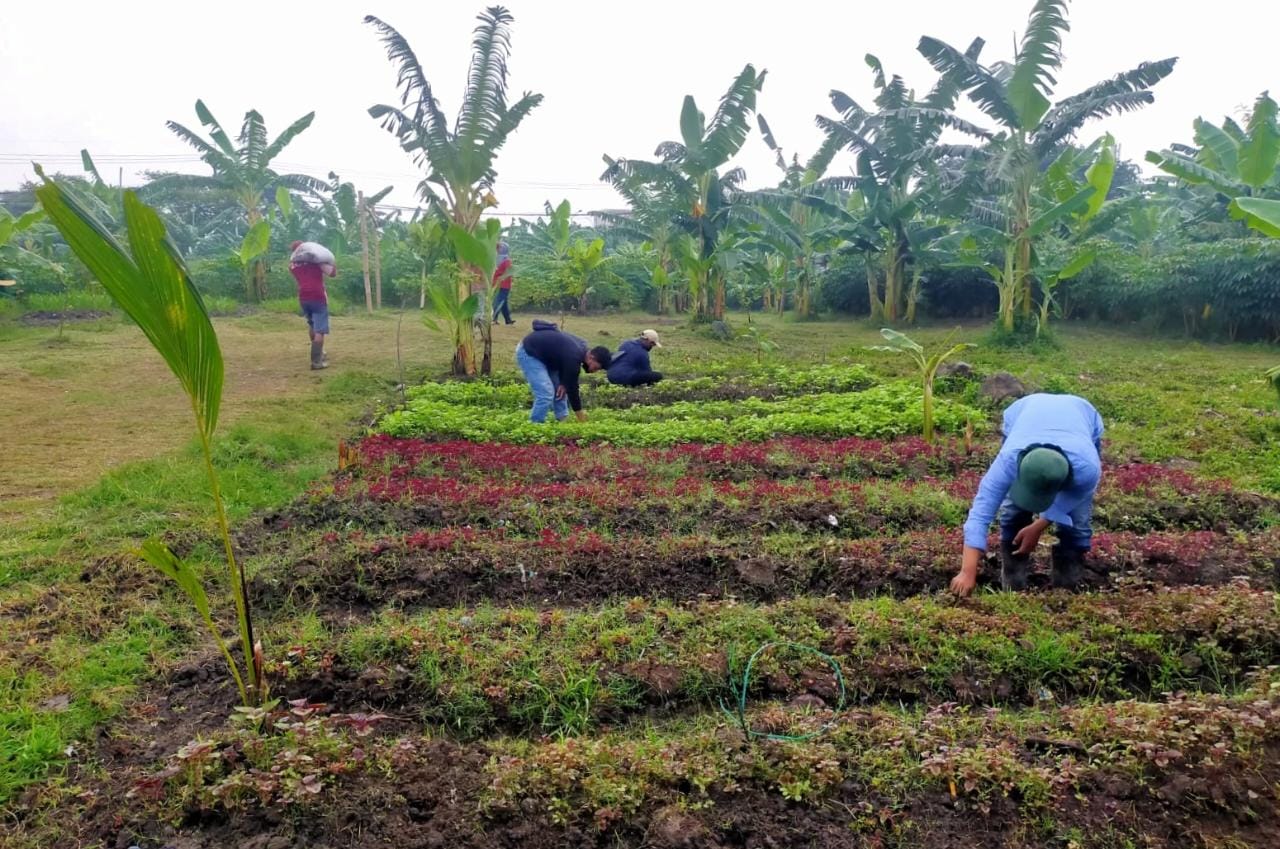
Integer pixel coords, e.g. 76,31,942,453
494,258,513,290
291,262,327,304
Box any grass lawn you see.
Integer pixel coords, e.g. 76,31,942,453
1,307,1277,841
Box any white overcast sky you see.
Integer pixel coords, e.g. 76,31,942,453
2,1,1277,221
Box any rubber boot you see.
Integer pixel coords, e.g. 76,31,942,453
310,339,328,370
999,540,1030,591
1051,547,1084,590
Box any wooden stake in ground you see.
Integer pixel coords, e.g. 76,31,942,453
358,190,373,314
373,211,383,311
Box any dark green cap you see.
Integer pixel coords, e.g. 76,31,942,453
1009,447,1070,513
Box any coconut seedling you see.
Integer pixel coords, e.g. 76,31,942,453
869,327,975,444
34,174,264,706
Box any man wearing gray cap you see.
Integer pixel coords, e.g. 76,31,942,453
606,329,665,387
951,393,1104,596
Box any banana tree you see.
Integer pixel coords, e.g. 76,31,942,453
1148,92,1280,219
406,216,451,308
366,7,541,233
0,207,50,287
816,50,985,322
421,271,480,377
602,64,766,321
518,199,574,258
449,219,502,375
742,119,846,319
367,6,541,363
558,237,624,314
596,173,681,312
918,0,1176,329
315,173,394,254
156,100,323,299
869,328,975,444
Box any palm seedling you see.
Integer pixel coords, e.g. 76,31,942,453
34,174,263,706
869,328,975,443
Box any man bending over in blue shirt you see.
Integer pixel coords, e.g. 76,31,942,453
951,394,1104,597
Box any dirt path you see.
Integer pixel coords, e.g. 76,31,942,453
0,312,441,522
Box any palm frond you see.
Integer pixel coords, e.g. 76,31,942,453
923,37,985,110
878,107,996,141
455,6,515,155
1035,91,1158,154
815,115,886,161
698,64,764,171
655,141,688,162
262,112,316,166
829,90,869,124
239,110,269,173
164,121,236,175
803,132,843,183
478,91,543,182
365,16,456,175
35,180,222,437
1051,59,1178,115
1006,0,1069,130
917,36,1020,129
274,173,330,195
194,100,238,158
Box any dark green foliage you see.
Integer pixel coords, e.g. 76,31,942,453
1063,239,1280,341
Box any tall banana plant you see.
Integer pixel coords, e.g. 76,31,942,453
918,0,1176,331
156,100,323,300
367,6,542,371
597,173,681,312
34,174,263,706
741,119,844,319
1147,91,1280,237
602,64,766,321
0,207,50,287
816,50,984,322
366,7,542,230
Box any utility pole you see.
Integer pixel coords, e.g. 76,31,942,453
358,190,373,314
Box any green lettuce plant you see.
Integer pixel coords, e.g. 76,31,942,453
34,175,263,706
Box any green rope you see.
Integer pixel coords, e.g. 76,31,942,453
720,641,847,742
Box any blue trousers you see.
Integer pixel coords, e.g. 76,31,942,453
515,343,568,423
493,288,512,323
998,498,1093,552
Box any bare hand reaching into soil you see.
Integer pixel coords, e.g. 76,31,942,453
951,546,982,596
950,570,977,597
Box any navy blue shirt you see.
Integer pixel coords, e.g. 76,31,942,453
963,394,1104,550
606,339,652,384
520,329,588,411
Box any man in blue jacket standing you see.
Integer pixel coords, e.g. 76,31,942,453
606,329,664,387
950,393,1104,596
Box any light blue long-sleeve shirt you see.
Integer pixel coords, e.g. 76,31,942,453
962,394,1104,551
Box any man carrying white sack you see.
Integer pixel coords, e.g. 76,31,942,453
289,240,337,370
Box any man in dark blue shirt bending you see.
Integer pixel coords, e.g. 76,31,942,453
607,329,665,387
515,326,612,422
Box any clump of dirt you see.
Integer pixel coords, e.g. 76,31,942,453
20,309,114,324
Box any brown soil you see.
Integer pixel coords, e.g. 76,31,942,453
31,680,1280,849
248,530,1277,617
20,309,114,324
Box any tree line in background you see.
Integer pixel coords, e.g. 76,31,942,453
4,0,1280,368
